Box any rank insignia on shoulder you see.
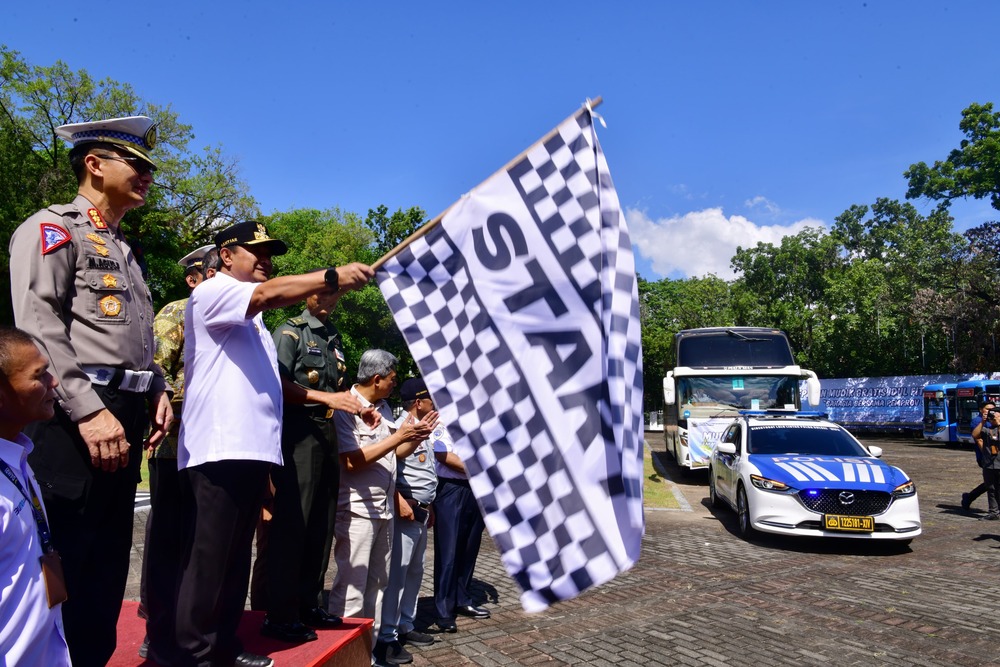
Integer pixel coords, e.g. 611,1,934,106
99,295,122,317
288,317,306,326
86,232,107,245
102,273,118,288
40,223,71,254
281,330,300,340
92,244,110,257
87,208,107,229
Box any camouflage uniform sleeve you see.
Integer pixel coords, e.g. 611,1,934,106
153,300,186,405
9,209,105,421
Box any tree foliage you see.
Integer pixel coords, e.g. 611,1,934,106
905,102,1000,210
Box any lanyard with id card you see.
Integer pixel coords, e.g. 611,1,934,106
1,459,68,607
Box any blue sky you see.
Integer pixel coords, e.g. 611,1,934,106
6,2,999,280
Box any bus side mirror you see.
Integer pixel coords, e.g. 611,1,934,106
803,371,821,407
663,372,676,406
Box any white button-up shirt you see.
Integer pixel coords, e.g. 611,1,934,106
0,434,71,667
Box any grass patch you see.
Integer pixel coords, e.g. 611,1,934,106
643,444,680,509
138,454,150,492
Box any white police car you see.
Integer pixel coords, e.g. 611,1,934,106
708,412,921,542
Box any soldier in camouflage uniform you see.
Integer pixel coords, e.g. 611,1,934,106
139,245,219,664
258,289,356,642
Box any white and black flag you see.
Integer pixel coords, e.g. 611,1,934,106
376,104,644,611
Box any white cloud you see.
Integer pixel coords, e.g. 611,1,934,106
626,207,825,280
743,195,780,214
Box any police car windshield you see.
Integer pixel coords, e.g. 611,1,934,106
748,425,870,457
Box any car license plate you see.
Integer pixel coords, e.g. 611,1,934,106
823,514,874,532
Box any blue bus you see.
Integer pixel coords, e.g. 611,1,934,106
956,379,1000,445
922,383,957,443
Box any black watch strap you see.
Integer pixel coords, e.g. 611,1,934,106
324,267,339,289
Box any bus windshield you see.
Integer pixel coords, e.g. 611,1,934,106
924,395,947,423
677,376,800,412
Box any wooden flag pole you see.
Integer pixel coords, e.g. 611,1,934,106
371,96,603,272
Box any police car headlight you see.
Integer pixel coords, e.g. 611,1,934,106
892,480,916,497
750,474,791,493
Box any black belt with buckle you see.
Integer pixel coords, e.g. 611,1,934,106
408,498,430,509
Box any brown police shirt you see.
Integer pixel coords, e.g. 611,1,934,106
9,194,166,421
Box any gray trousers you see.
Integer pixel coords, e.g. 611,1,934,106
379,515,429,642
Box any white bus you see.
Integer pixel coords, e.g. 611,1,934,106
662,327,821,470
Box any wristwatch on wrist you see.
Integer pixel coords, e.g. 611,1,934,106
324,267,339,290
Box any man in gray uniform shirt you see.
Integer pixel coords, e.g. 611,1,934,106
375,378,439,665
8,116,172,667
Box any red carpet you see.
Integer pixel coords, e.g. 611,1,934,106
109,601,373,667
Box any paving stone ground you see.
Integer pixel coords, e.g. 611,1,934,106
126,434,1000,666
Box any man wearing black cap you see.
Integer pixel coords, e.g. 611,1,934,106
376,377,439,665
173,220,373,667
138,244,220,663
257,287,358,643
8,115,172,667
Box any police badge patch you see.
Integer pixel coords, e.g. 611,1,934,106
40,223,71,254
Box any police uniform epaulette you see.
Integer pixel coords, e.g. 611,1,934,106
288,316,308,326
46,203,80,216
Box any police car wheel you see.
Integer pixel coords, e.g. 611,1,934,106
737,485,756,539
708,469,721,509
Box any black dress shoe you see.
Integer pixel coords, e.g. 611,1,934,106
301,607,343,628
455,604,491,619
235,653,275,667
436,618,457,633
260,618,318,643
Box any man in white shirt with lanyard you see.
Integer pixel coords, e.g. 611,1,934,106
0,326,71,667
174,221,373,667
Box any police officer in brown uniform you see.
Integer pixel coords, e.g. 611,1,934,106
261,290,355,642
8,116,173,667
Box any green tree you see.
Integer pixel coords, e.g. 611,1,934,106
905,102,1000,210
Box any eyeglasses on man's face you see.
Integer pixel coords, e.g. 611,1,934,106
97,152,157,175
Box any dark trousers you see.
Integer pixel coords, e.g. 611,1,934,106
175,460,270,667
433,478,485,620
140,450,183,662
984,467,1000,515
25,386,147,667
264,416,340,622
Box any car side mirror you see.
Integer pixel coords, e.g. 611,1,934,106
867,445,883,458
716,442,737,455
663,372,676,406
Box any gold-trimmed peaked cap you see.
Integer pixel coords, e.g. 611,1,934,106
55,116,157,168
213,221,288,256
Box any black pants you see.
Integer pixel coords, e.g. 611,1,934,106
264,415,340,622
175,460,270,667
984,467,1000,515
140,449,183,662
432,478,485,620
25,386,147,667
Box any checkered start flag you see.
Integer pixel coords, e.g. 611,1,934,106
376,103,644,611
